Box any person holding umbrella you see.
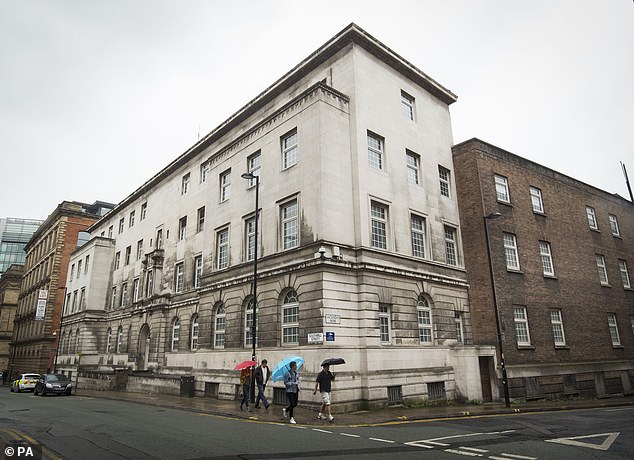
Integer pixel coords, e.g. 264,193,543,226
282,361,300,424
239,367,252,412
314,362,336,421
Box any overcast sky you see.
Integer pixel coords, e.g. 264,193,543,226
1,0,633,220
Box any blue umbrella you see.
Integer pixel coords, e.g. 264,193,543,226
270,356,304,382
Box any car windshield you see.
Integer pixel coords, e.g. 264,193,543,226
47,374,68,383
24,374,40,379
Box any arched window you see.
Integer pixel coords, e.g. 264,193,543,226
282,290,299,344
214,303,225,349
171,317,180,351
106,327,112,353
245,297,257,347
190,314,199,351
116,326,123,353
417,295,433,344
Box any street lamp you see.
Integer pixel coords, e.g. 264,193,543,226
241,172,259,402
484,212,511,408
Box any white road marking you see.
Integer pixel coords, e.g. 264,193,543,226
340,433,361,438
312,428,332,434
445,448,483,457
369,437,395,443
460,446,488,453
491,454,537,460
546,432,619,451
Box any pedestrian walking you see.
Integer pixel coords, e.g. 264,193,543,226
254,359,270,409
282,361,300,424
239,367,251,412
313,363,335,421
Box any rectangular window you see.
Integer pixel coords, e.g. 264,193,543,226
401,90,415,121
513,306,531,346
124,246,131,265
197,206,205,233
145,270,153,297
215,314,225,348
118,218,125,234
539,241,555,276
439,166,451,198
114,252,121,270
129,210,135,227
281,199,299,250
455,312,464,344
84,255,89,273
76,260,82,278
608,313,620,346
504,233,520,270
586,206,598,230
220,169,231,202
133,278,140,302
444,225,458,266
282,304,299,344
175,262,184,293
120,282,127,307
411,215,426,258
136,240,143,261
140,202,147,220
110,286,117,310
596,254,609,285
281,130,298,169
609,214,620,236
200,161,209,183
619,260,631,289
79,288,86,310
379,304,390,343
182,172,190,194
156,229,163,249
550,309,566,346
370,202,388,249
216,228,229,269
108,225,113,238
418,306,432,343
72,290,78,312
70,263,75,280
495,175,510,203
247,152,261,187
406,150,420,185
194,255,203,289
530,187,544,213
246,216,257,261
367,132,384,170
178,216,187,241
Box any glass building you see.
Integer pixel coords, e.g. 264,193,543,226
0,218,43,276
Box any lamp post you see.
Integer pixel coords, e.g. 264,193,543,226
484,212,511,408
241,172,259,402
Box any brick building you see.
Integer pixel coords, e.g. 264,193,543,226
453,138,634,401
9,201,113,378
0,264,23,375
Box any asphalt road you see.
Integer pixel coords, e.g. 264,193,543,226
1,390,633,459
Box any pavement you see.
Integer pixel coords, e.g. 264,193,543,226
73,388,634,426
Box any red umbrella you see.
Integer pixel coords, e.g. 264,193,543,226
234,360,257,370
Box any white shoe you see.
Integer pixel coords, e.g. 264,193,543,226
289,417,296,424
328,415,334,421
282,408,288,418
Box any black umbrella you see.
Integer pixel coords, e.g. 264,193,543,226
321,357,345,367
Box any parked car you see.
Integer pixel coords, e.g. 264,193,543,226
10,373,41,392
33,374,72,396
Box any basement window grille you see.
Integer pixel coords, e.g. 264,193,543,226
273,387,287,405
204,382,219,398
427,381,446,400
387,385,403,404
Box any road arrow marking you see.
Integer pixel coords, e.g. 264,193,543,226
545,432,619,451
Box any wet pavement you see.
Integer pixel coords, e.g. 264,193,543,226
73,388,634,426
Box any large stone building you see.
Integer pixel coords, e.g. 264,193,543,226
57,24,496,409
453,138,634,401
9,201,113,379
0,264,23,374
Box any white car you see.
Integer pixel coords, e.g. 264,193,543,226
10,373,41,392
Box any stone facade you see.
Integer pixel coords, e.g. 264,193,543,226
453,138,634,400
0,264,22,374
57,24,495,409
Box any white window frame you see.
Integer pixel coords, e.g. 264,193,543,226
216,228,229,270
220,169,231,202
136,239,143,261
609,214,620,236
370,201,388,250
145,270,153,298
182,173,190,195
504,233,520,270
110,286,117,310
194,255,203,289
367,132,384,170
539,241,555,276
247,151,261,187
439,166,451,198
116,326,123,353
214,304,226,348
129,210,135,227
108,225,113,238
530,187,544,213
106,328,112,353
417,296,433,344
494,174,510,203
608,313,620,346
197,206,205,233
124,246,131,265
190,315,199,351
379,304,391,343
596,254,609,285
406,150,420,185
120,282,127,307
619,259,631,289
174,262,184,293
281,198,299,250
178,216,187,241
118,218,124,234
85,255,89,273
245,215,258,261
513,306,531,346
411,214,426,258
455,312,464,344
281,130,298,169
132,278,140,303
140,202,147,220
282,291,299,345
401,90,415,121
76,260,82,278
245,299,258,347
586,206,598,230
200,162,209,183
550,309,566,346
171,317,180,351
444,225,458,266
